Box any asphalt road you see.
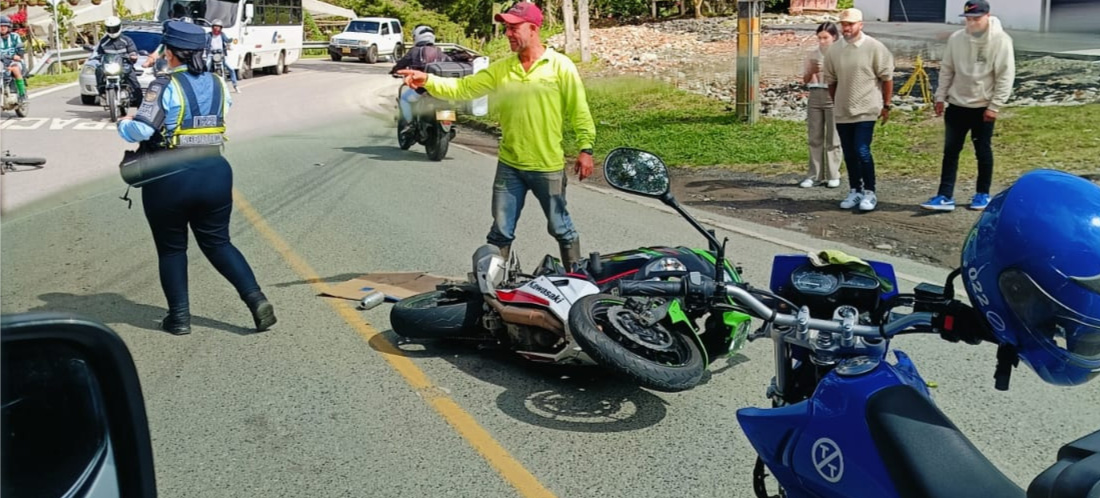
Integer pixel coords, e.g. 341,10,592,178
2,59,1097,497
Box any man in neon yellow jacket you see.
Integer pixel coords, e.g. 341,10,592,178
398,2,596,270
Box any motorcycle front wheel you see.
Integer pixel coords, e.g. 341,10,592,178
389,287,485,339
106,88,118,122
569,294,704,392
15,95,27,117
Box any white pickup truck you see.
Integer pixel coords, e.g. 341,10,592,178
327,17,405,64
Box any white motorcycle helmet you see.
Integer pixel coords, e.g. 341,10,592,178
105,16,122,39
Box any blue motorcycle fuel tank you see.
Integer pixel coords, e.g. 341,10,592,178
737,352,930,498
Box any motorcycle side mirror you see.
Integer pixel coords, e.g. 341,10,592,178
138,50,149,56
1,313,157,497
602,147,671,199
82,44,95,52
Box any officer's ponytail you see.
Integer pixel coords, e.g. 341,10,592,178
166,45,206,75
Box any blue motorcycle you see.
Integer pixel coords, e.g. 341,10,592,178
600,148,1100,498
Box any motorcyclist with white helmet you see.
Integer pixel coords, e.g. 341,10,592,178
0,15,27,102
95,16,143,107
205,19,239,93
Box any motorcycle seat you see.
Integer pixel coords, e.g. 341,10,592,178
866,385,1025,498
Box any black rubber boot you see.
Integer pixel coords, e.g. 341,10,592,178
243,291,277,332
160,307,192,335
559,238,582,272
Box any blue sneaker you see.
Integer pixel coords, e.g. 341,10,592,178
970,193,991,211
920,195,955,211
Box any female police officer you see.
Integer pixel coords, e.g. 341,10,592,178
117,21,275,335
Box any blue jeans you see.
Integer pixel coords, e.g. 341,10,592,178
487,161,578,247
836,121,877,192
207,57,238,86
398,86,420,123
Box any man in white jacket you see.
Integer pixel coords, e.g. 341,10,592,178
921,0,1015,212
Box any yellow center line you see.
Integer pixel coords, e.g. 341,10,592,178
232,189,556,498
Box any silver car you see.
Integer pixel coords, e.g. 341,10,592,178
78,22,163,105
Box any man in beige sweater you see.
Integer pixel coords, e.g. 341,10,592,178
921,0,1015,212
823,8,894,212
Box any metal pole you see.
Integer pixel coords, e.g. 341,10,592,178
48,0,63,74
735,0,762,124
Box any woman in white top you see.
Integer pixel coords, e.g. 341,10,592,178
800,22,842,189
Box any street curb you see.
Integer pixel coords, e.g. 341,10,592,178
28,82,79,100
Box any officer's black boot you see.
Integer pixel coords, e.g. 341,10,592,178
160,307,192,335
559,237,582,273
243,291,277,332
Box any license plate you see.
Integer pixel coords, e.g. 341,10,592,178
341,47,350,54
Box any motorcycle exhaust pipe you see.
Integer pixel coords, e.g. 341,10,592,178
484,295,565,334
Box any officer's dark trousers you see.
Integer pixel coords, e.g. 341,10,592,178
141,155,261,313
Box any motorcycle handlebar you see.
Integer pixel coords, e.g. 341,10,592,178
617,280,685,297
617,272,932,339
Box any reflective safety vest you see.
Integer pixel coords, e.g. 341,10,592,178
165,72,227,148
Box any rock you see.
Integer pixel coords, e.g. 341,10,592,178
640,53,659,62
875,243,895,250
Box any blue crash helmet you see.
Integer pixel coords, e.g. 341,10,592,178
962,169,1100,386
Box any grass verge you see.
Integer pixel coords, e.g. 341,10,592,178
464,76,1100,179
28,71,79,90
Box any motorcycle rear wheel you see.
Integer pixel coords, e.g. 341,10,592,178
390,288,485,339
425,125,450,161
569,294,704,392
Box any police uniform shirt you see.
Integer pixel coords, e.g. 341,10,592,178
118,65,232,141
117,66,233,143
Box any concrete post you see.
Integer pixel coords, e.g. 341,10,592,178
735,0,763,123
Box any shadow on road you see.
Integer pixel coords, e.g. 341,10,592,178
368,329,672,433
25,291,255,336
338,145,455,163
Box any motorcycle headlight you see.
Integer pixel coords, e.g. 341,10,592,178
104,62,122,75
645,258,688,274
82,64,97,76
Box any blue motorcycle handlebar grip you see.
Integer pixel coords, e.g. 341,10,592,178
618,280,684,297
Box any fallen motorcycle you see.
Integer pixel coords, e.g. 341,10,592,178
389,147,755,392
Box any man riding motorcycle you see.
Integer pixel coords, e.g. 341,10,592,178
95,16,143,108
389,25,450,133
206,19,239,93
0,15,27,103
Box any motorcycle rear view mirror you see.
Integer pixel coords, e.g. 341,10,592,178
1,313,157,498
602,147,671,199
82,44,95,52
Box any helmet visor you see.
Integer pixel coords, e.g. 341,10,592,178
1000,269,1100,363
107,24,121,35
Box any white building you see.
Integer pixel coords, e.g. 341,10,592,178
855,0,1100,33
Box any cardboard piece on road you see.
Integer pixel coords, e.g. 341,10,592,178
320,272,457,302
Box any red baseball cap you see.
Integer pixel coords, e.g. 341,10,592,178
495,2,544,28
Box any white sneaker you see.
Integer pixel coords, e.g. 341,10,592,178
826,179,841,188
840,189,864,209
799,178,815,188
859,191,878,211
